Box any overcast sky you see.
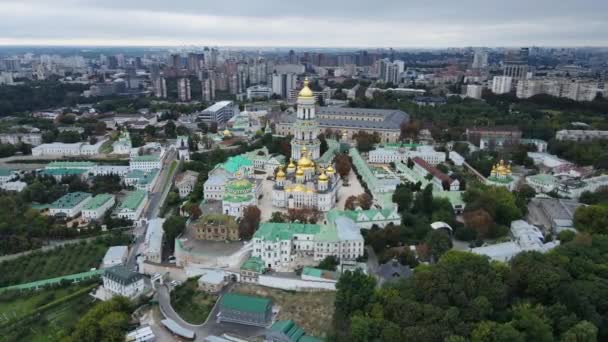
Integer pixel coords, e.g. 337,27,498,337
0,0,606,47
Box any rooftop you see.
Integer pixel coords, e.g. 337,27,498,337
204,101,233,112
104,265,143,285
302,267,338,280
50,192,91,209
0,168,13,177
46,161,96,168
42,168,87,176
220,293,271,314
254,222,321,241
118,190,147,211
83,194,114,210
131,154,161,162
102,245,128,265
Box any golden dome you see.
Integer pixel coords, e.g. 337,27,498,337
296,168,305,176
287,159,296,170
276,168,286,179
318,172,328,182
298,78,313,98
305,188,315,193
326,165,335,174
223,129,231,136
298,154,313,168
294,184,306,192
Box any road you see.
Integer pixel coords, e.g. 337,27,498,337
157,283,267,341
126,149,178,270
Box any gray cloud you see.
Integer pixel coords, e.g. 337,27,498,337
0,0,606,46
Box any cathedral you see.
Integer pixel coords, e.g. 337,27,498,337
271,79,339,212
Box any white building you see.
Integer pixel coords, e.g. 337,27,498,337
448,151,465,166
144,218,165,263
0,181,27,192
471,220,559,262
112,131,132,154
125,326,155,342
48,192,92,218
368,145,446,165
81,194,115,221
92,165,130,177
102,266,145,299
130,154,162,172
0,132,42,146
204,174,227,201
491,76,513,94
101,246,129,268
31,140,106,157
252,217,364,272
175,170,199,198
246,85,272,100
466,85,483,99
555,130,608,142
116,190,148,221
197,101,237,124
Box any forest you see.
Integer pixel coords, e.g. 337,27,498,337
334,233,608,342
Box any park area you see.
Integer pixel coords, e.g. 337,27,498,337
0,233,130,288
170,278,217,325
232,283,335,338
0,282,96,341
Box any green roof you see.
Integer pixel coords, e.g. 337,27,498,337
302,267,337,280
119,190,147,210
126,169,159,185
271,320,305,341
254,222,321,241
223,194,254,203
222,155,253,174
0,269,104,292
50,192,92,209
527,174,557,185
226,178,253,191
131,154,161,162
47,161,96,168
220,293,271,313
82,194,114,210
240,256,265,273
328,208,395,223
298,337,323,342
0,168,13,177
42,168,87,176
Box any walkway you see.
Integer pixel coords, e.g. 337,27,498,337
0,269,105,292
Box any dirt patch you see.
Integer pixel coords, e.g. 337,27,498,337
232,283,335,338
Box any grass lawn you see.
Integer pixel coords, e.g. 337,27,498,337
0,283,96,342
233,283,335,338
0,233,130,287
170,278,217,325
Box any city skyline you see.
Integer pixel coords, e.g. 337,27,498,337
0,0,607,47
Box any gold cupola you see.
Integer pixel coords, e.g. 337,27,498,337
298,77,313,98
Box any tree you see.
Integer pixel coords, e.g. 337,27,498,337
345,195,358,210
425,229,452,261
188,205,202,219
317,255,339,271
239,206,261,239
392,184,413,212
561,321,598,342
573,205,608,234
334,269,377,335
163,216,187,252
164,120,177,138
464,209,494,238
269,211,287,223
335,153,352,179
68,296,132,342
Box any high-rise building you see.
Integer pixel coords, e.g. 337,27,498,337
503,48,529,80
491,76,513,94
379,58,403,84
178,78,192,102
271,73,296,99
466,84,483,99
472,51,489,69
170,54,182,69
187,53,205,73
153,77,167,98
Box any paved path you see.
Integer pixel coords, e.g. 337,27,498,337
157,283,267,341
